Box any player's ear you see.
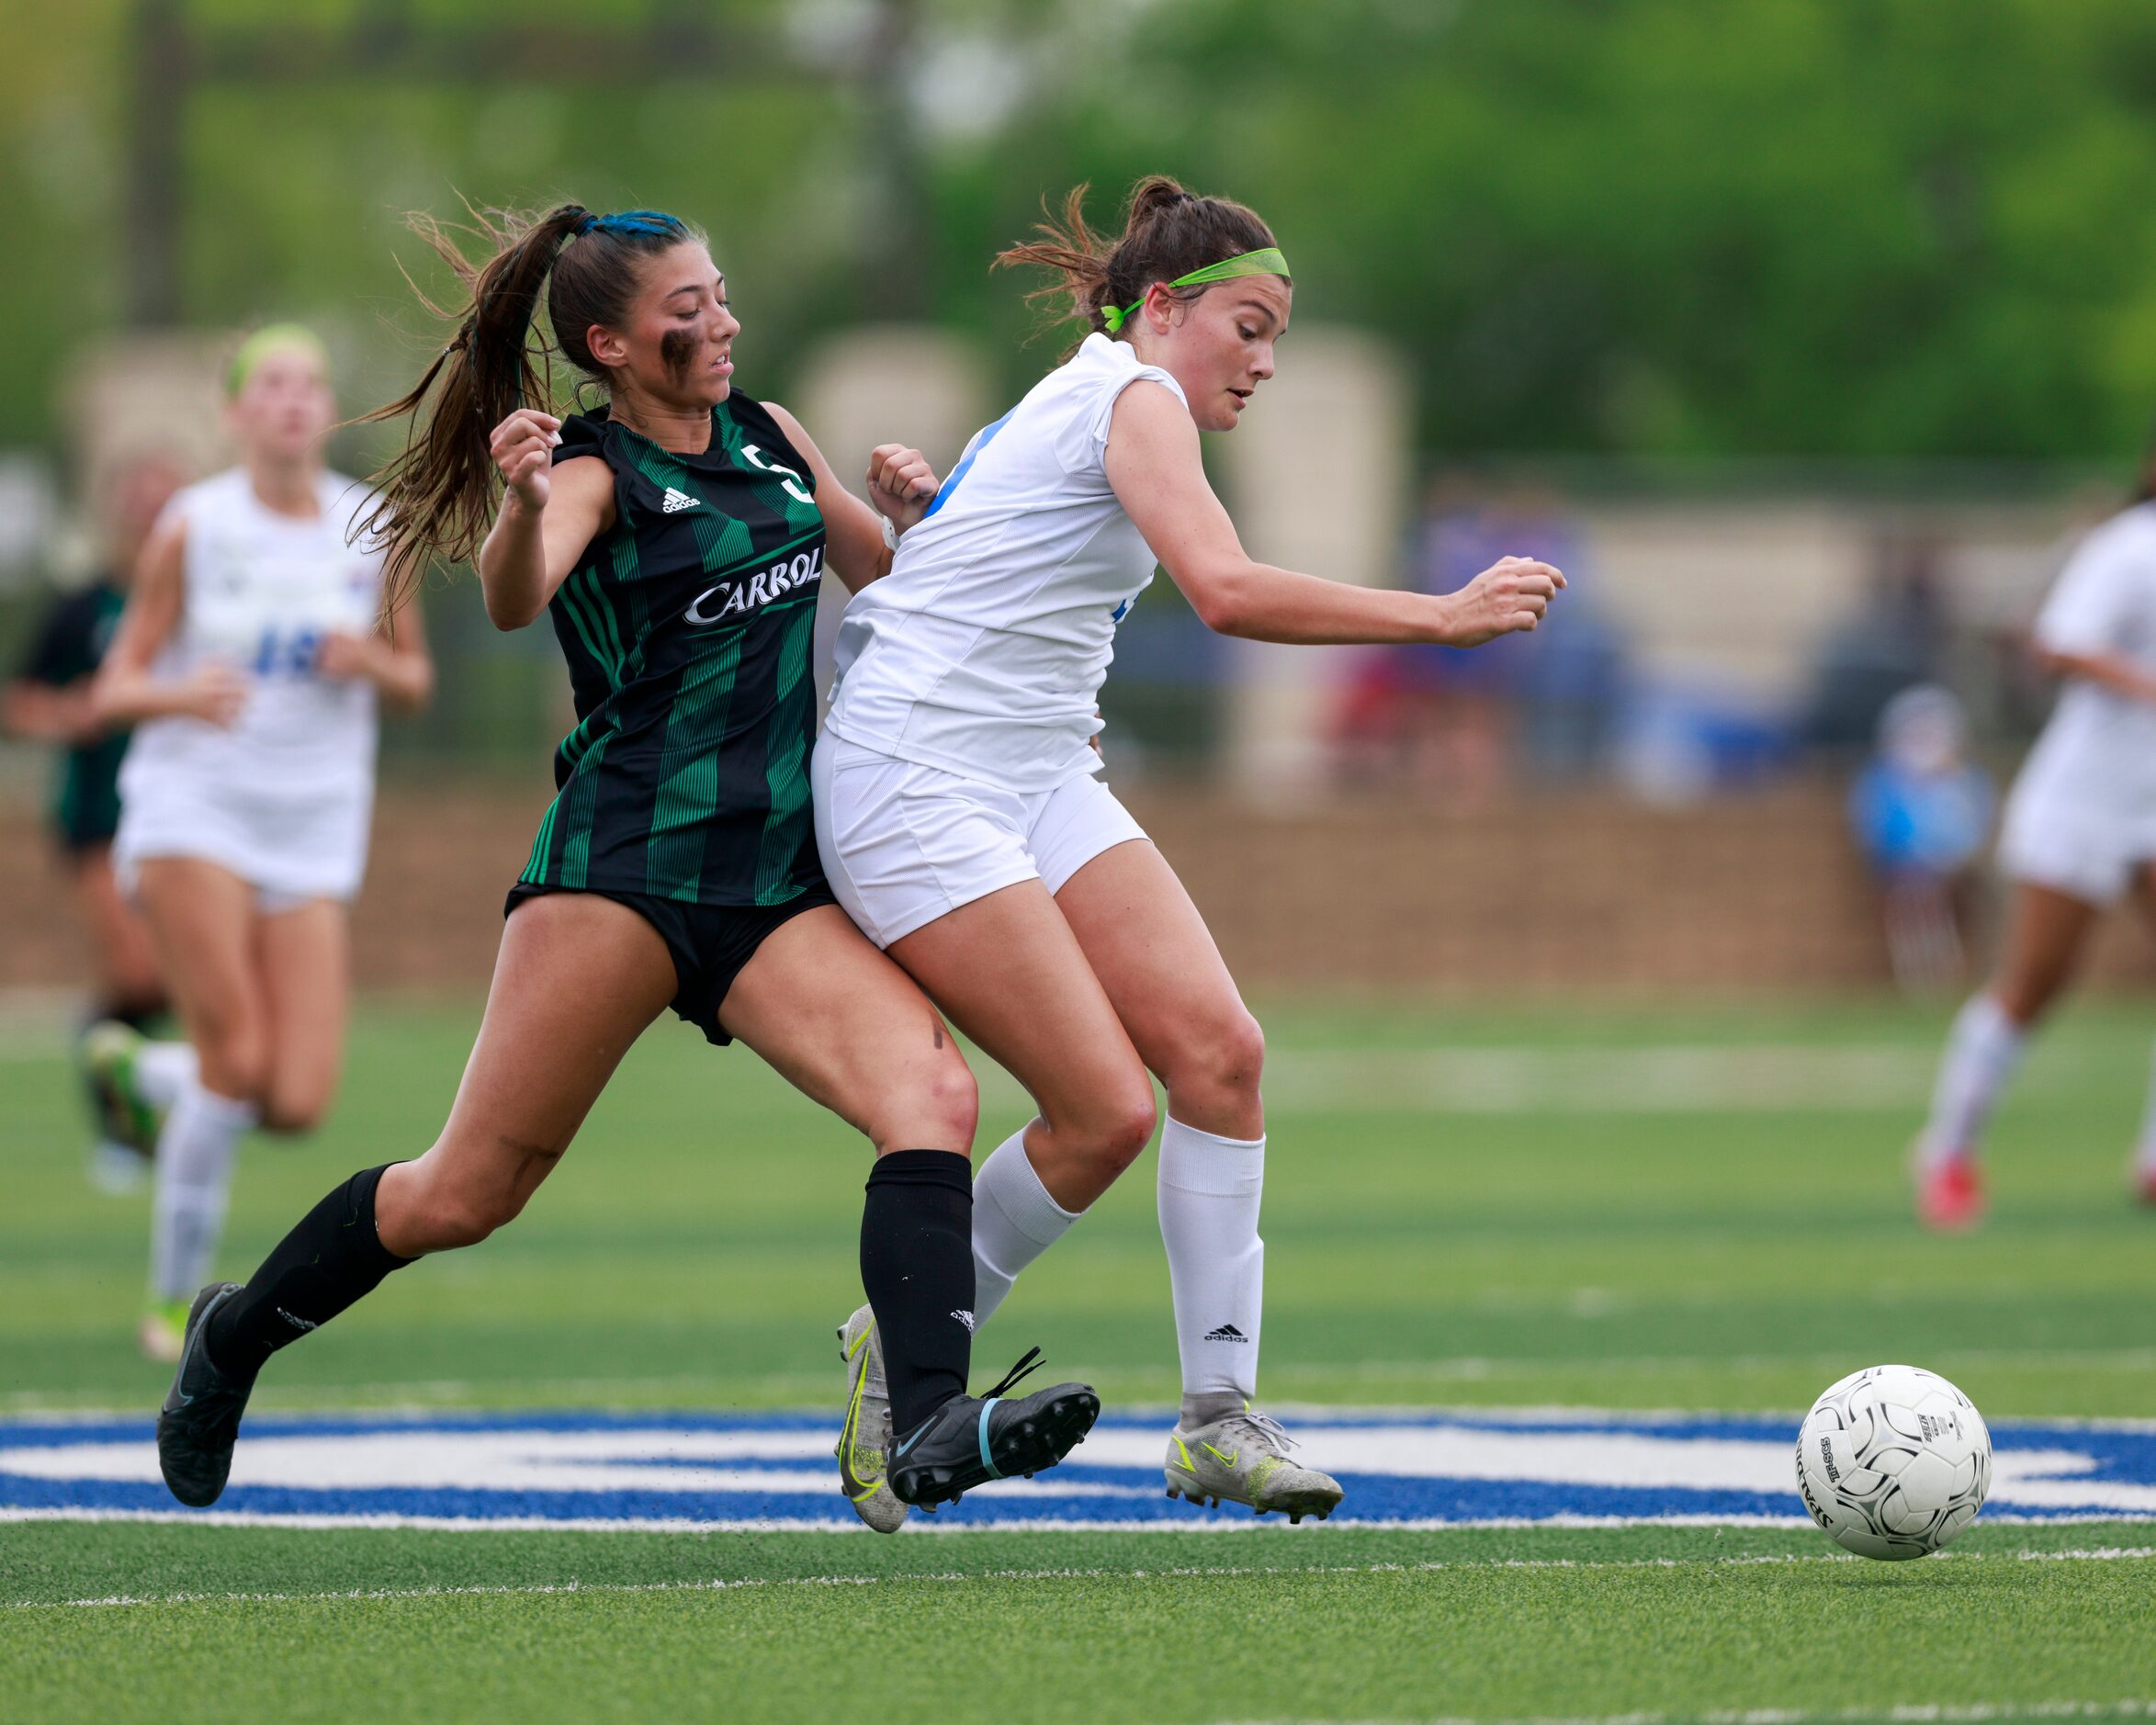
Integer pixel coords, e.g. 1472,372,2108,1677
586,324,627,369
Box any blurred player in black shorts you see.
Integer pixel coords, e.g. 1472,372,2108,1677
3,451,183,1187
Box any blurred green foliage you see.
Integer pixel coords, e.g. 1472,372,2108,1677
6,0,2156,466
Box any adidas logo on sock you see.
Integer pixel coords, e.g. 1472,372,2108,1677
660,487,700,513
951,1309,976,1333
1203,1323,1249,1343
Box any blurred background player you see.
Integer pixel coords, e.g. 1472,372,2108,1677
91,325,434,1359
1911,437,2156,1229
1847,684,1995,995
3,450,185,1189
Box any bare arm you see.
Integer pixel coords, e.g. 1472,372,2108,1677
2,679,99,744
763,401,937,593
1104,382,1563,646
475,409,615,630
90,514,246,728
2037,646,2156,707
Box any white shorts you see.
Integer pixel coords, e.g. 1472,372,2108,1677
1996,769,2156,908
812,740,1148,948
113,772,373,908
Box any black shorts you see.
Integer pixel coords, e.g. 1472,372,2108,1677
503,882,839,1046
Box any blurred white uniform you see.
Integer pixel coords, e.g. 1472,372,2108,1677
1997,502,2156,906
115,468,386,907
816,333,1176,944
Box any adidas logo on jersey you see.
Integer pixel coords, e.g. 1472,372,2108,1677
1203,1323,1250,1344
660,487,700,513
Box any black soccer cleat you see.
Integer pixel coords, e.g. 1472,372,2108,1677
886,1347,1100,1512
155,1282,255,1507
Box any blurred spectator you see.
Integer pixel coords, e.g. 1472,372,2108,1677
1803,529,1952,752
1846,683,1995,994
1333,473,1627,797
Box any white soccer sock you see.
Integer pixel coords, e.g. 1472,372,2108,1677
1157,1117,1264,1405
1916,994,2026,1168
2136,1035,2156,1176
134,1041,198,1111
147,1081,257,1305
971,1127,1080,1328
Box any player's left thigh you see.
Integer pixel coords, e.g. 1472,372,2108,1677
718,903,978,1155
1053,837,1264,1132
253,898,352,1133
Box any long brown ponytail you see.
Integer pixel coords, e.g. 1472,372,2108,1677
996,175,1281,352
358,200,699,605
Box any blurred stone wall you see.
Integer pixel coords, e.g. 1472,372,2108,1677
2,778,2148,998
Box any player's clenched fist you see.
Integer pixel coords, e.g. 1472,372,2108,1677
1442,555,1566,648
865,444,939,532
491,409,563,511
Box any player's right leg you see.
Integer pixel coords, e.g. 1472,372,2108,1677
154,893,674,1506
68,843,170,1178
722,903,1102,1518
132,857,272,1359
1913,878,2098,1229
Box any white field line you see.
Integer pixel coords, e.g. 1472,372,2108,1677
2,1505,2150,1536
971,1044,2070,1116
1229,1703,2156,1725
0,1021,2112,1111
15,1347,2156,1420
12,1546,2156,1613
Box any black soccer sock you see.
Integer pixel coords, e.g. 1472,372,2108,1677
205,1163,414,1381
860,1149,976,1436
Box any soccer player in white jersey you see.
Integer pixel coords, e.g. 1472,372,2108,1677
815,177,1563,1525
1912,451,2156,1229
91,326,433,1358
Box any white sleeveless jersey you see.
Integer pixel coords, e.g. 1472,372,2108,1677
2017,502,2156,816
120,468,385,808
824,333,1186,791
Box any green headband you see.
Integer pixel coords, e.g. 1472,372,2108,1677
1099,247,1292,333
226,323,330,398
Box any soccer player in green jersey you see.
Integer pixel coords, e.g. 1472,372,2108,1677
152,204,1097,1520
3,450,182,1186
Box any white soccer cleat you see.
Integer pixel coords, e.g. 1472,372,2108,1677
1164,1407,1345,1524
835,1303,909,1534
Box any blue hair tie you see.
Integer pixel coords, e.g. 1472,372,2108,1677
571,211,598,236
590,209,684,239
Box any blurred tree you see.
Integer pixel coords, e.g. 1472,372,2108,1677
6,0,2156,467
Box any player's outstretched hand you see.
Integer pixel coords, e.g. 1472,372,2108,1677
865,444,939,532
181,663,247,727
1444,556,1565,648
491,409,562,513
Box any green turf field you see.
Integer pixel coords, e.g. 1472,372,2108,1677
5,996,2154,1722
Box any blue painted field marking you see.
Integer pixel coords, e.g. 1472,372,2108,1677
3,1410,2151,1530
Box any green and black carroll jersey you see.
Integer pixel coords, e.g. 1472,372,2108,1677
16,577,129,851
520,396,830,906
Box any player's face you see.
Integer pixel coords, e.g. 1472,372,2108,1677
230,348,334,465
613,242,739,411
1162,276,1291,433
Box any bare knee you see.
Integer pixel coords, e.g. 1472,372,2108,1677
192,1019,269,1111
1077,1086,1159,1180
1163,1009,1266,1115
384,1157,536,1254
258,1094,328,1136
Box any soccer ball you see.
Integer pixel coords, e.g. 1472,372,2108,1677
1795,1364,1991,1560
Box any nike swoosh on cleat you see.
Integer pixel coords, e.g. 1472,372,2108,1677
893,1426,927,1459
1203,1445,1238,1466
